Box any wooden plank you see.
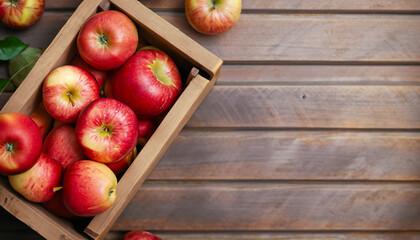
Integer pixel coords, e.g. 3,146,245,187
2,13,420,63
113,182,420,231
186,86,420,129
45,0,420,12
217,65,420,85
161,13,420,63
150,131,420,180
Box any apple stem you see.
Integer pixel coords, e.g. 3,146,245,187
102,126,109,132
5,143,14,152
53,186,63,192
109,188,115,197
99,34,108,46
9,0,17,7
66,92,75,107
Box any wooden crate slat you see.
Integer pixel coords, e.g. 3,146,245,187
2,13,420,63
112,182,420,231
45,0,420,12
149,130,420,180
186,85,420,129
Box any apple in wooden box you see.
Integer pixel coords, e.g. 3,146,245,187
0,0,222,239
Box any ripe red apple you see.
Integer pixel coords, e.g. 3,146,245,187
137,119,156,145
42,190,76,218
62,160,117,216
9,153,62,202
185,0,241,35
123,230,161,240
70,55,107,88
0,0,44,29
107,147,137,176
112,49,182,118
30,102,53,140
75,98,138,164
42,65,100,124
43,124,86,170
77,10,138,71
0,112,42,175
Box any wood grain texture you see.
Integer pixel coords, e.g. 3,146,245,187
161,13,420,63
2,13,420,63
150,131,420,180
217,65,420,85
113,182,420,231
186,86,420,129
45,0,420,12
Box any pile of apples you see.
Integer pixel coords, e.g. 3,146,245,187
0,10,182,218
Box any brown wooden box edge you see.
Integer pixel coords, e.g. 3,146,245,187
0,0,223,239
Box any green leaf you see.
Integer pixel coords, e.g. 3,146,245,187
9,47,43,88
0,78,15,93
0,36,28,61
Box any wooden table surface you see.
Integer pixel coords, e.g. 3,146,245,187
1,0,420,239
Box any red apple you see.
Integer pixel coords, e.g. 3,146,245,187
185,0,241,35
42,65,100,124
0,0,44,29
70,55,107,88
62,160,117,216
0,112,42,175
124,230,161,240
43,124,86,170
77,10,138,71
112,49,182,118
42,190,77,218
30,102,53,140
9,153,62,202
107,147,137,176
75,98,138,164
137,119,156,145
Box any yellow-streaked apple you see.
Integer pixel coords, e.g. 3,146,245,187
9,153,62,202
62,160,117,216
75,98,138,164
185,0,241,35
0,0,44,29
42,65,100,124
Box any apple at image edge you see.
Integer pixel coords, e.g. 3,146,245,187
0,0,45,29
185,0,242,35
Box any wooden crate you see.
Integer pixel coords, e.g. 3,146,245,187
0,0,223,239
